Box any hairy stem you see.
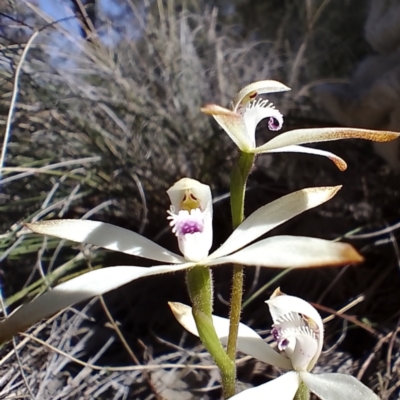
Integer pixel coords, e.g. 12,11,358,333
230,152,255,228
226,264,244,361
227,152,255,362
186,266,236,398
186,265,213,316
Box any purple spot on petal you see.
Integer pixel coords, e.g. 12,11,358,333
180,220,203,235
271,327,280,342
268,116,283,131
278,338,289,351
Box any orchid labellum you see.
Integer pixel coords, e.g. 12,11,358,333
170,289,379,400
0,179,362,343
202,80,400,170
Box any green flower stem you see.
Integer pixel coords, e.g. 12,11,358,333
230,152,255,228
186,266,236,398
294,381,310,400
226,264,243,361
186,266,213,316
227,152,255,363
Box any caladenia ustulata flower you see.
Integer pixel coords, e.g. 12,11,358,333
202,80,400,171
0,179,363,343
169,289,380,400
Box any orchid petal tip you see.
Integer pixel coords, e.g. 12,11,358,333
269,287,284,299
168,301,190,320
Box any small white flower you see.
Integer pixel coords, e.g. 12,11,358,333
166,178,213,262
170,289,379,400
0,182,362,343
266,288,323,373
202,80,400,170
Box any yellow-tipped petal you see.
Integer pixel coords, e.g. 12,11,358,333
201,104,252,151
257,145,348,171
208,186,342,260
259,127,400,152
270,287,284,299
169,302,198,335
169,302,291,369
210,236,364,268
201,104,235,116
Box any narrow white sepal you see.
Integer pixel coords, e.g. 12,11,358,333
213,113,252,151
230,371,300,400
169,302,291,369
256,127,398,151
0,263,194,344
300,371,380,400
256,144,347,171
26,220,185,264
208,236,362,268
208,187,340,260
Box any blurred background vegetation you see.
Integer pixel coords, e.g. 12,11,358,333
0,0,399,399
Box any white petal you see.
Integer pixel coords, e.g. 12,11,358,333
257,127,400,152
256,144,348,171
169,302,291,369
208,187,341,260
267,294,324,370
209,236,364,268
26,220,185,264
177,229,211,262
0,263,194,344
202,80,290,152
167,178,213,215
233,80,291,110
230,372,299,400
167,178,213,261
268,293,322,325
283,332,319,372
201,104,253,151
242,103,283,148
300,372,380,400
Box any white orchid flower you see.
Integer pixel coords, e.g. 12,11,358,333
202,80,400,170
0,179,363,343
166,178,213,262
169,289,379,400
